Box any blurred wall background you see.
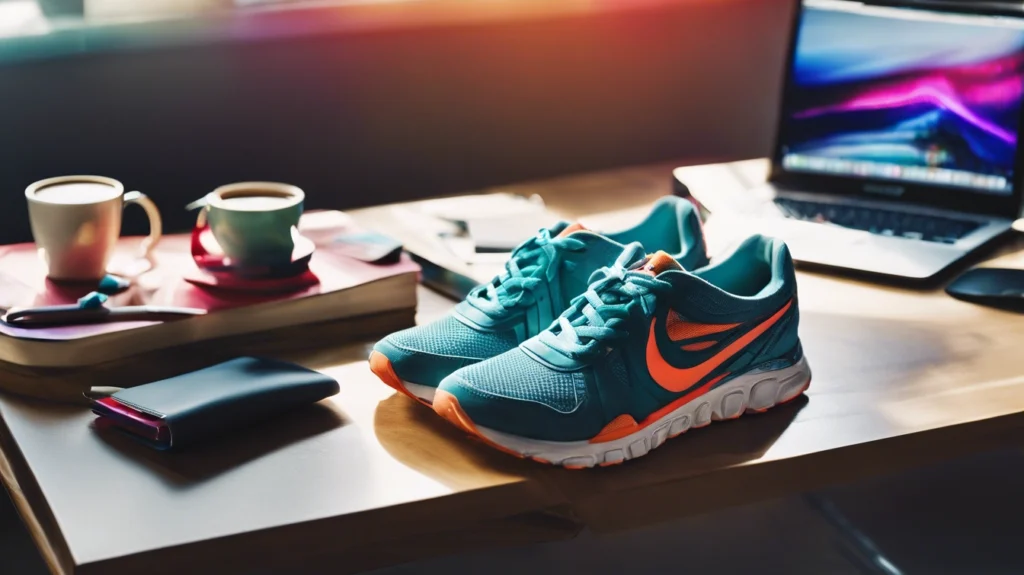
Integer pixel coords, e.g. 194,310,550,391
0,0,793,243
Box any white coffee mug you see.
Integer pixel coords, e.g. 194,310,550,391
25,175,162,281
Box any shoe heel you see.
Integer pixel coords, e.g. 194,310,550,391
741,356,811,414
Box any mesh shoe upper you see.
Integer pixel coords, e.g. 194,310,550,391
447,348,586,413
373,316,519,387
387,316,518,360
372,196,709,391
437,235,803,442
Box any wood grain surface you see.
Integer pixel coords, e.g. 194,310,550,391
1,159,1022,574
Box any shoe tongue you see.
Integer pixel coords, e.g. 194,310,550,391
557,222,588,238
638,251,682,275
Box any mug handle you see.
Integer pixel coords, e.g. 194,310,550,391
123,191,162,261
191,205,212,262
189,205,229,268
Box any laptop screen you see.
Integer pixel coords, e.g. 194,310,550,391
778,0,1024,196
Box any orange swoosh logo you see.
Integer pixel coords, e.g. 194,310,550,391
647,299,793,393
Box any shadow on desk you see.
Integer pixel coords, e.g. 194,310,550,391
91,402,349,486
545,396,807,528
372,381,805,498
373,394,544,490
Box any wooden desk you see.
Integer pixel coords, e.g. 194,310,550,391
2,160,1023,574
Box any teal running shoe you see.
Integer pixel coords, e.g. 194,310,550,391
370,196,708,405
432,235,810,467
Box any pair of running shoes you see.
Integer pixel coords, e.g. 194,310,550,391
370,196,811,468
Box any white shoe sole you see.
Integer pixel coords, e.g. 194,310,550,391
469,357,811,468
404,382,437,403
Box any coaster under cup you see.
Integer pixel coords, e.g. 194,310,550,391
189,225,319,293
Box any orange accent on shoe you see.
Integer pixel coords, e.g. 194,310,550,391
589,372,729,444
648,300,793,393
369,351,431,406
434,373,810,466
666,311,740,341
557,223,588,238
639,251,682,276
647,372,728,425
681,341,716,351
433,390,524,459
589,414,639,444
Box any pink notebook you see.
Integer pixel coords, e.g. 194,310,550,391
0,211,419,368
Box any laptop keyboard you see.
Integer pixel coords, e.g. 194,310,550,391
774,198,980,244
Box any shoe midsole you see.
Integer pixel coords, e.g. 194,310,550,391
403,381,437,403
472,357,812,465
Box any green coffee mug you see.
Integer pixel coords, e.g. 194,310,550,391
195,182,304,267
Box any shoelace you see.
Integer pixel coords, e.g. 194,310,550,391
539,245,670,358
467,227,586,318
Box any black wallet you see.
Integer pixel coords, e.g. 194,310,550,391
91,357,339,450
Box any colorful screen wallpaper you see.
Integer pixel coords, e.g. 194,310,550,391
780,2,1024,194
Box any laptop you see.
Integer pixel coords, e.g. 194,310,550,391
686,0,1024,280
